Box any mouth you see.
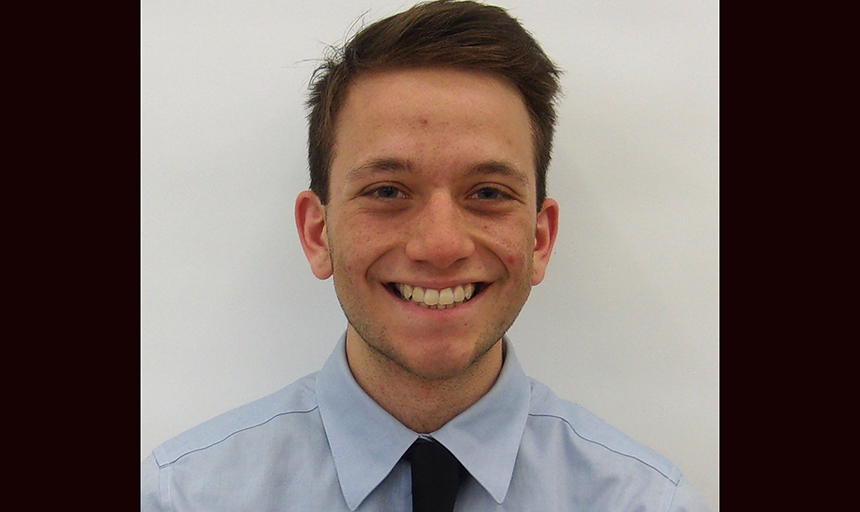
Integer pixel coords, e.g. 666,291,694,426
388,282,484,310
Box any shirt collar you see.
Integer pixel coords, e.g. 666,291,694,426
316,333,531,510
316,333,419,510
430,340,530,504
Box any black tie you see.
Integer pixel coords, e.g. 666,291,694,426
405,439,464,512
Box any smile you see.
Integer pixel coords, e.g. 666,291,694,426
391,282,480,309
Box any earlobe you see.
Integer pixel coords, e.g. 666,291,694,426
295,190,333,280
532,198,559,285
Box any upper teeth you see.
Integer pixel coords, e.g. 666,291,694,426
395,283,475,309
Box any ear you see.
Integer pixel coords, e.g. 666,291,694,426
295,190,333,279
532,198,559,285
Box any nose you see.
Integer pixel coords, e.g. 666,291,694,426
405,193,475,268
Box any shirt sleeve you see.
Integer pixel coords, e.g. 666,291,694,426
668,475,712,512
141,453,166,512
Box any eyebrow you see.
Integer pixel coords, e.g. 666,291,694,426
346,157,530,187
345,157,413,183
466,160,530,187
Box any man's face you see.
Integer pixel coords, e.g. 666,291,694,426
299,67,557,381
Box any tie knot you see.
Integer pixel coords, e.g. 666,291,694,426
406,440,464,512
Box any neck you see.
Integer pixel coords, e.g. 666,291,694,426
345,327,504,433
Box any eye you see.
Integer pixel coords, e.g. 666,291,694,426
368,185,406,199
470,187,510,200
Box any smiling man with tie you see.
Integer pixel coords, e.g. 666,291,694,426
141,2,711,510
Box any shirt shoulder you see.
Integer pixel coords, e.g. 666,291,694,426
525,377,681,483
512,378,714,511
142,372,349,512
150,372,320,468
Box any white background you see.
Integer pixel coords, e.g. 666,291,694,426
141,1,719,509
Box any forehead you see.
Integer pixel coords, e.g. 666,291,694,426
331,67,535,186
337,67,530,131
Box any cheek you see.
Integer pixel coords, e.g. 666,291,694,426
491,238,528,268
332,214,402,267
480,221,534,270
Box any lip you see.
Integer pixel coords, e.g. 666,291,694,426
387,279,483,290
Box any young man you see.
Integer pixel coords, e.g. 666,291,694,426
141,2,711,510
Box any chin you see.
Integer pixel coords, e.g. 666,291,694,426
394,334,502,382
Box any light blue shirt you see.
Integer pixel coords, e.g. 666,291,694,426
141,335,710,511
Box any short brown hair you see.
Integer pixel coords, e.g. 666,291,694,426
306,0,561,207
